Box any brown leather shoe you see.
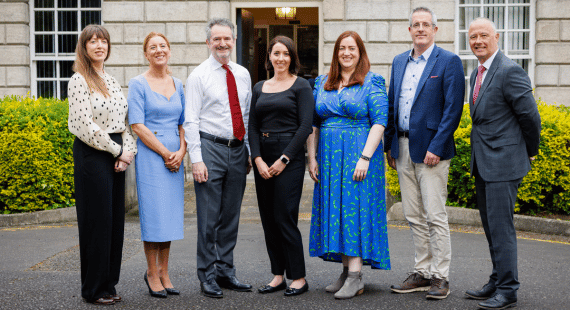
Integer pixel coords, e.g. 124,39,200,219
111,294,121,302
88,296,115,305
390,272,431,293
426,277,450,299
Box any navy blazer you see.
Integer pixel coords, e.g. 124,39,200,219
385,45,465,163
469,50,541,182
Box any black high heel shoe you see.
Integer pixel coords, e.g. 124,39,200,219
160,277,180,295
144,272,168,298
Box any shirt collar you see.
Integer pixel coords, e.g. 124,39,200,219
479,49,499,70
209,54,235,71
408,43,435,62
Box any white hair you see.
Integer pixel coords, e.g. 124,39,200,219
470,17,498,34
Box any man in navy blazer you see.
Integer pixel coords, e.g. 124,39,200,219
464,18,541,310
385,7,464,300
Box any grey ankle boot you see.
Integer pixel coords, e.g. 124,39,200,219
334,271,364,299
325,267,348,293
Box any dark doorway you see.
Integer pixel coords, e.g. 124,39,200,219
236,7,319,85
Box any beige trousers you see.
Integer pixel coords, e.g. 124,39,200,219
396,137,452,280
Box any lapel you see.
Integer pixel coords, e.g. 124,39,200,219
468,68,477,117
392,51,409,124
412,45,440,106
471,50,504,118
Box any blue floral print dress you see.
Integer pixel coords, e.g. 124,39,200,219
309,72,391,270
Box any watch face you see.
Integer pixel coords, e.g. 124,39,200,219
280,157,289,164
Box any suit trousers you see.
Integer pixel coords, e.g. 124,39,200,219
73,134,125,301
195,137,248,282
395,137,452,279
253,135,306,280
474,161,521,299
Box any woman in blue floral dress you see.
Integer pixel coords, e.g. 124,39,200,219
308,31,390,299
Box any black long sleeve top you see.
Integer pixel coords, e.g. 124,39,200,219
248,77,315,160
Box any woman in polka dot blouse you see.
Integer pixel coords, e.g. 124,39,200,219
67,24,137,306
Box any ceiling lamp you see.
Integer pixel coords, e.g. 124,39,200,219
275,7,296,20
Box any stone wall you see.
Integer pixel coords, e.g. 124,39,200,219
323,0,457,83
0,0,30,97
534,0,570,106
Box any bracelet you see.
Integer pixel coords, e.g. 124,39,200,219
117,146,123,158
360,154,371,161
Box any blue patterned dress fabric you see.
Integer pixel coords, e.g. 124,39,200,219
309,72,391,270
128,75,185,242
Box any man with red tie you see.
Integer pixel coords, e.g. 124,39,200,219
465,17,541,309
184,18,253,298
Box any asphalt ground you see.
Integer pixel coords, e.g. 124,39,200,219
1,213,569,310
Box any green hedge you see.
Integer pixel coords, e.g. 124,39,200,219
0,95,75,214
386,99,570,215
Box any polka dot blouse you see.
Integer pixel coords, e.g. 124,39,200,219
67,72,137,157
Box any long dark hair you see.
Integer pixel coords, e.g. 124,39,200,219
72,25,111,97
265,35,301,75
324,31,370,91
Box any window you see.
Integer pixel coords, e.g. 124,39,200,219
31,0,102,99
456,0,534,101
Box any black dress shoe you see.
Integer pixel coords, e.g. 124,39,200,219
478,293,517,309
165,287,180,295
465,282,496,300
201,279,223,298
216,275,252,292
258,281,287,294
284,281,309,296
144,272,168,298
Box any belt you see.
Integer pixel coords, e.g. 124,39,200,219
261,132,295,138
199,131,243,148
398,131,409,138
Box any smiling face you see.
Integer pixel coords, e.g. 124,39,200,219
145,35,171,67
337,36,360,72
469,19,500,64
207,25,234,64
269,42,291,74
86,34,108,66
409,11,438,52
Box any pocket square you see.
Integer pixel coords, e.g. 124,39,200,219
430,76,438,78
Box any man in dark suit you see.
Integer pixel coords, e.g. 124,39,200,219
464,17,541,309
385,7,464,300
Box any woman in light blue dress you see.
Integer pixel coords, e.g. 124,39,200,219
308,31,390,299
128,32,185,298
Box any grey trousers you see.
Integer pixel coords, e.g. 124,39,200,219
195,137,248,282
474,161,522,299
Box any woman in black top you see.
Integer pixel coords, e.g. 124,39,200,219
249,36,314,297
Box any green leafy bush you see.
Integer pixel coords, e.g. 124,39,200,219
386,99,570,215
0,95,75,213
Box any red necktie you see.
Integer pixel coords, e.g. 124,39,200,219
222,64,245,141
472,65,486,104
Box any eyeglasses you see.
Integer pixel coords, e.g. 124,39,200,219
411,22,433,29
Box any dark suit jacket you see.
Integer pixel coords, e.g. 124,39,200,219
385,45,465,163
469,50,541,182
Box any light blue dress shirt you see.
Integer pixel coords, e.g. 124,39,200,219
398,44,435,131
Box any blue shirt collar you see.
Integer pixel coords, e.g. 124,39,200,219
407,43,435,63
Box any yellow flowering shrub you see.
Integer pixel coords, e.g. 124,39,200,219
0,95,75,213
386,100,570,215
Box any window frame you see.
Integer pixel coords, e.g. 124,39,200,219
455,0,535,93
30,1,103,99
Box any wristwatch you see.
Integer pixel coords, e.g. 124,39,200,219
360,154,371,161
280,155,290,165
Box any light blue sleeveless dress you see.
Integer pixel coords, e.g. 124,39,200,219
309,72,391,269
128,75,185,242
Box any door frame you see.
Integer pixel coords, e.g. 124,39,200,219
230,1,324,75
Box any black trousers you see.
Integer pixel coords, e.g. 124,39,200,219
253,135,306,280
73,134,125,301
473,161,522,299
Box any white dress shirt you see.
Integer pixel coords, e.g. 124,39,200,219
478,49,499,84
398,44,435,131
184,54,252,163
